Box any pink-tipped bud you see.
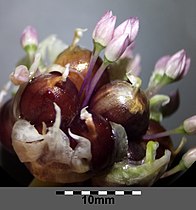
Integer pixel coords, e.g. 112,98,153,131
120,42,135,59
129,17,139,41
104,33,130,62
92,11,116,47
149,50,191,89
114,17,139,43
20,26,38,50
182,147,196,168
9,65,29,85
154,55,170,75
183,115,196,135
165,49,191,80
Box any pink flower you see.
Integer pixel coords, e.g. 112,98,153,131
104,33,130,62
113,17,139,43
92,11,116,47
20,26,38,50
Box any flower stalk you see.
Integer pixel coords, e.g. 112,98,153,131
79,42,104,100
143,115,196,140
82,60,109,107
143,125,185,140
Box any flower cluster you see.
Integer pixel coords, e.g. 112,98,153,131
81,11,140,107
0,10,196,187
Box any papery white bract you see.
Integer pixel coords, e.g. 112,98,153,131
12,103,92,173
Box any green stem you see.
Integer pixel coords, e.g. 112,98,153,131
24,45,37,65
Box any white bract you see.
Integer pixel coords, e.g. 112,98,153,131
11,103,92,173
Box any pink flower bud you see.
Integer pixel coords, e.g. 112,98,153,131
148,55,171,89
9,65,29,85
95,10,113,26
129,17,139,41
120,42,135,59
20,26,38,50
113,17,139,43
154,55,170,74
165,49,191,80
182,147,196,168
104,33,130,62
92,11,116,47
183,115,196,135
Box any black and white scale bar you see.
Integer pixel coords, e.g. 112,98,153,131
56,190,142,196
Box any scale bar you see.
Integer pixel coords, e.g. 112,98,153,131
56,190,142,196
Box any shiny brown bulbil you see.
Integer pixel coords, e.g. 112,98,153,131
20,72,80,132
55,46,97,77
54,45,109,91
69,111,115,171
90,80,150,139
